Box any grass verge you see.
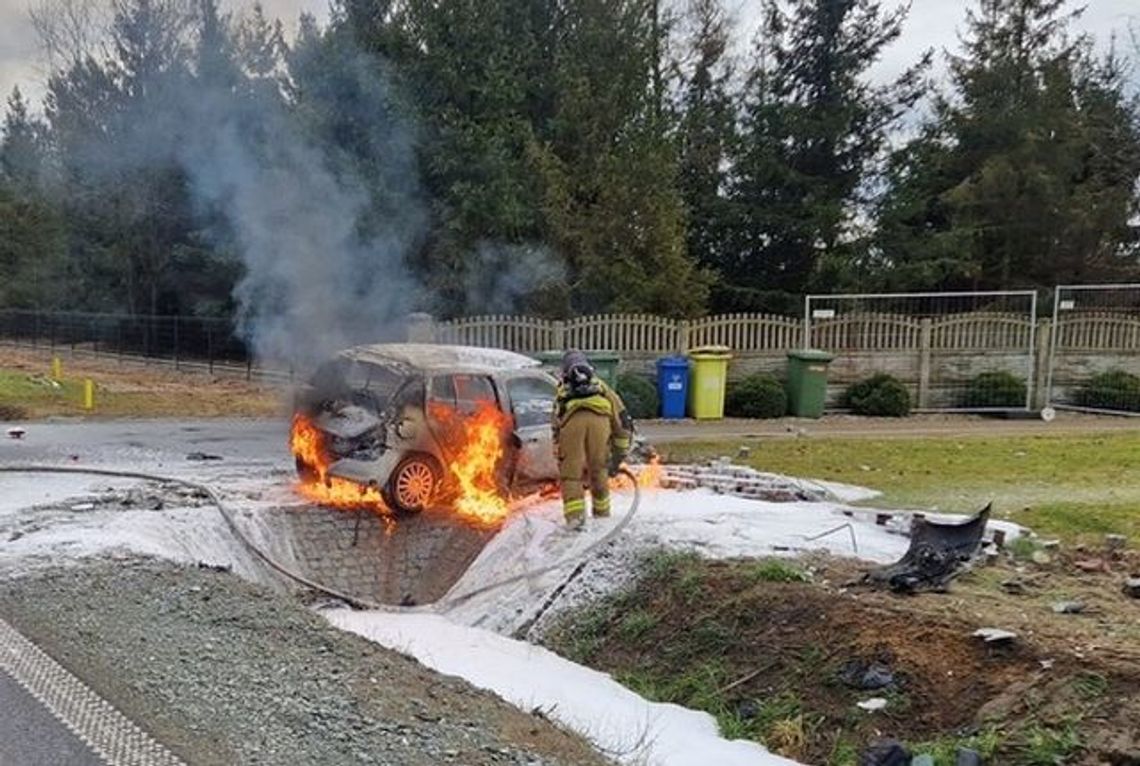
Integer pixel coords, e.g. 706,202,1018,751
660,432,1140,544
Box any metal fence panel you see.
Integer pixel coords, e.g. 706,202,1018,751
804,291,1039,412
0,309,267,380
1046,284,1140,415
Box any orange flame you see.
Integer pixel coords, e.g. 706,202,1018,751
291,404,516,525
609,455,665,492
290,414,387,511
430,400,514,526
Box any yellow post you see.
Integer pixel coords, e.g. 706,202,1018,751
51,356,62,381
84,379,95,411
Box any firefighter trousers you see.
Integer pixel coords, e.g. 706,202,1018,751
557,409,612,521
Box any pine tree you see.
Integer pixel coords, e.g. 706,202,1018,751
726,0,928,309
876,0,1140,290
674,0,735,282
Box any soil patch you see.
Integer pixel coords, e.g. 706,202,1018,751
541,551,1140,765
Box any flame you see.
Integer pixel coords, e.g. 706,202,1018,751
290,414,387,511
291,404,516,525
291,414,328,482
609,455,665,492
431,400,514,526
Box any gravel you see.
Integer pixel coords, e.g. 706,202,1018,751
0,558,610,766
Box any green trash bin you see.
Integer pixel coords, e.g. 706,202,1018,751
687,345,732,419
786,349,834,418
533,350,620,388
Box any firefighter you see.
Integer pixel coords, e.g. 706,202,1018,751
553,350,633,529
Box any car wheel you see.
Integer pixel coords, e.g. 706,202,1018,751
385,453,442,513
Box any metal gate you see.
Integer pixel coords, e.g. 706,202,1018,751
1046,284,1140,415
804,291,1039,412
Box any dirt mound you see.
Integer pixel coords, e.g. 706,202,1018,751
542,552,1140,764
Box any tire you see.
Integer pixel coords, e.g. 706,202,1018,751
384,453,442,514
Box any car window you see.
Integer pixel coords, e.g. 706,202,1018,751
507,376,556,428
429,375,455,405
454,375,497,413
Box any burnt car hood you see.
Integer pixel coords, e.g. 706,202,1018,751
315,405,382,440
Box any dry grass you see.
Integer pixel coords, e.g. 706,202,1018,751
0,347,283,419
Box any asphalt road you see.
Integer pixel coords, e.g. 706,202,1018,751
0,670,105,766
4,411,1140,471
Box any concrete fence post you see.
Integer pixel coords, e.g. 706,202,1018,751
1034,318,1053,410
677,320,691,354
406,312,437,343
918,317,933,409
552,321,566,350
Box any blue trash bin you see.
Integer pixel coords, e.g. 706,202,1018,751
656,356,690,419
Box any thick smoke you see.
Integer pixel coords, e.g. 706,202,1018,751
54,4,564,368
177,58,426,366
64,6,427,367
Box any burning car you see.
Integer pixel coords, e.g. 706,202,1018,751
291,344,560,515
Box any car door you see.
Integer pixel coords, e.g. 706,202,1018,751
505,373,559,483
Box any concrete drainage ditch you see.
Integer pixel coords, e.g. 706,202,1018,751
255,505,497,606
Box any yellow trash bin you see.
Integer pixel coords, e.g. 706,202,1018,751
687,345,732,419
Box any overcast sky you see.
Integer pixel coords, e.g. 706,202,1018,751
0,0,1136,112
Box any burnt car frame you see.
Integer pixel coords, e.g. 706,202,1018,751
294,343,560,512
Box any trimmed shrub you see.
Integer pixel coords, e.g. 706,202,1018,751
617,373,659,419
962,371,1027,409
1078,370,1140,412
725,373,787,419
844,373,911,417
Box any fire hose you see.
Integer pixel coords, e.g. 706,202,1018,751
0,465,641,615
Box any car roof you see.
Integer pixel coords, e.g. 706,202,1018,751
336,343,542,375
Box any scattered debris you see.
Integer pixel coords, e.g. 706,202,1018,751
954,748,983,766
865,505,991,593
1051,600,1085,615
196,562,232,573
1031,550,1051,565
7,427,26,439
839,659,895,690
1000,579,1027,595
734,699,760,720
661,461,832,502
1123,577,1140,599
860,739,911,766
186,452,224,461
1105,534,1128,553
8,531,23,542
1074,558,1108,573
856,697,888,712
1039,658,1054,670
973,627,1017,644
69,503,95,512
